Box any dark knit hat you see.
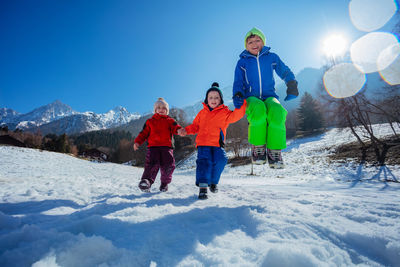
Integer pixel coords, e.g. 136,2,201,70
204,82,224,104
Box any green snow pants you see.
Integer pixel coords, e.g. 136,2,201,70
246,96,288,149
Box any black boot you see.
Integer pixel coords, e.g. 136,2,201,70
198,187,208,200
210,184,218,193
159,183,168,192
138,179,151,192
251,145,266,165
267,149,284,169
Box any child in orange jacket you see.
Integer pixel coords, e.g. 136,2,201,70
178,82,246,199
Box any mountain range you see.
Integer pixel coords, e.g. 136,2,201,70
0,100,140,135
1,66,389,135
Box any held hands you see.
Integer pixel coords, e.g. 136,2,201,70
133,143,140,151
178,128,187,136
284,80,299,101
233,92,245,109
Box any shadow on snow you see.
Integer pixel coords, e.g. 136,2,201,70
0,194,263,267
335,162,399,189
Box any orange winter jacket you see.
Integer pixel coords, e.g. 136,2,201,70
185,101,246,147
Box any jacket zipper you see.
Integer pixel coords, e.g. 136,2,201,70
256,52,262,98
241,66,251,92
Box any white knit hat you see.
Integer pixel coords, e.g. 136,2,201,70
153,97,169,115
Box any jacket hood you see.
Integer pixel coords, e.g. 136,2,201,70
240,46,271,58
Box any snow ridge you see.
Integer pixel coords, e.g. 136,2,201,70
0,124,399,266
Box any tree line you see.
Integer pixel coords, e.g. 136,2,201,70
1,78,398,166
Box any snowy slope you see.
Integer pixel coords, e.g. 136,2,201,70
0,125,399,267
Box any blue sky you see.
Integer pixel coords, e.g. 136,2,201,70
0,0,398,114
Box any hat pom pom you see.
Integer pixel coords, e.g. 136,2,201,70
211,82,219,88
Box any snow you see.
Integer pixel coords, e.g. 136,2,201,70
1,101,140,133
1,125,400,266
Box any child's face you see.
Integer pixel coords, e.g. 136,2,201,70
207,91,221,109
155,104,168,115
246,35,264,55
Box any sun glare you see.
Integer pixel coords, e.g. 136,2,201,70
322,34,348,58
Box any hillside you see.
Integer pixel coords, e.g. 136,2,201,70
0,125,399,266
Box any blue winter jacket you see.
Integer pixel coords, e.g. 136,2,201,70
233,46,296,101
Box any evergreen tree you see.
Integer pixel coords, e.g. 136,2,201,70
56,133,71,153
297,92,324,131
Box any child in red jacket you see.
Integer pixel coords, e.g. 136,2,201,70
178,82,246,199
134,98,182,192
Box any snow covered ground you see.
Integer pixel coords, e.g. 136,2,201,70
1,125,399,267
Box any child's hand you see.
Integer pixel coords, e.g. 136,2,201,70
133,143,140,151
233,92,244,109
285,80,299,101
178,128,187,136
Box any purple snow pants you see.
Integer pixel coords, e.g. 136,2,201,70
141,146,175,185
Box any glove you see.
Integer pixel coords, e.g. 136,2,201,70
233,92,244,109
284,80,299,101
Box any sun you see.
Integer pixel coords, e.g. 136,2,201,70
322,34,348,58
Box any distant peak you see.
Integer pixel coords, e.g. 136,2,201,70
112,106,128,112
49,100,64,105
34,100,75,114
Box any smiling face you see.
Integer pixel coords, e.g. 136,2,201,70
207,91,221,109
155,103,168,115
246,35,264,55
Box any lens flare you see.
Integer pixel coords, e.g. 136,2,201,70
378,44,400,85
350,32,399,73
349,0,397,32
322,34,348,57
323,63,366,98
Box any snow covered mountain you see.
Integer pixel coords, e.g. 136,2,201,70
0,101,140,135
39,107,141,135
0,100,77,130
0,108,21,124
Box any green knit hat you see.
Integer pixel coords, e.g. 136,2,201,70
244,27,266,48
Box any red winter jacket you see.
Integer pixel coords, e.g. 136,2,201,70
185,101,246,147
134,113,182,148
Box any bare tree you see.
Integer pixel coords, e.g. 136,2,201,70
286,109,298,138
317,48,400,165
115,139,135,164
23,132,43,148
226,117,249,158
327,91,399,165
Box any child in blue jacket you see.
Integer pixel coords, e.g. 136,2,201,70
232,27,298,168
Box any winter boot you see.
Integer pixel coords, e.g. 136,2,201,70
251,145,266,165
138,179,151,192
159,183,168,192
198,183,208,200
267,149,284,169
210,184,218,193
